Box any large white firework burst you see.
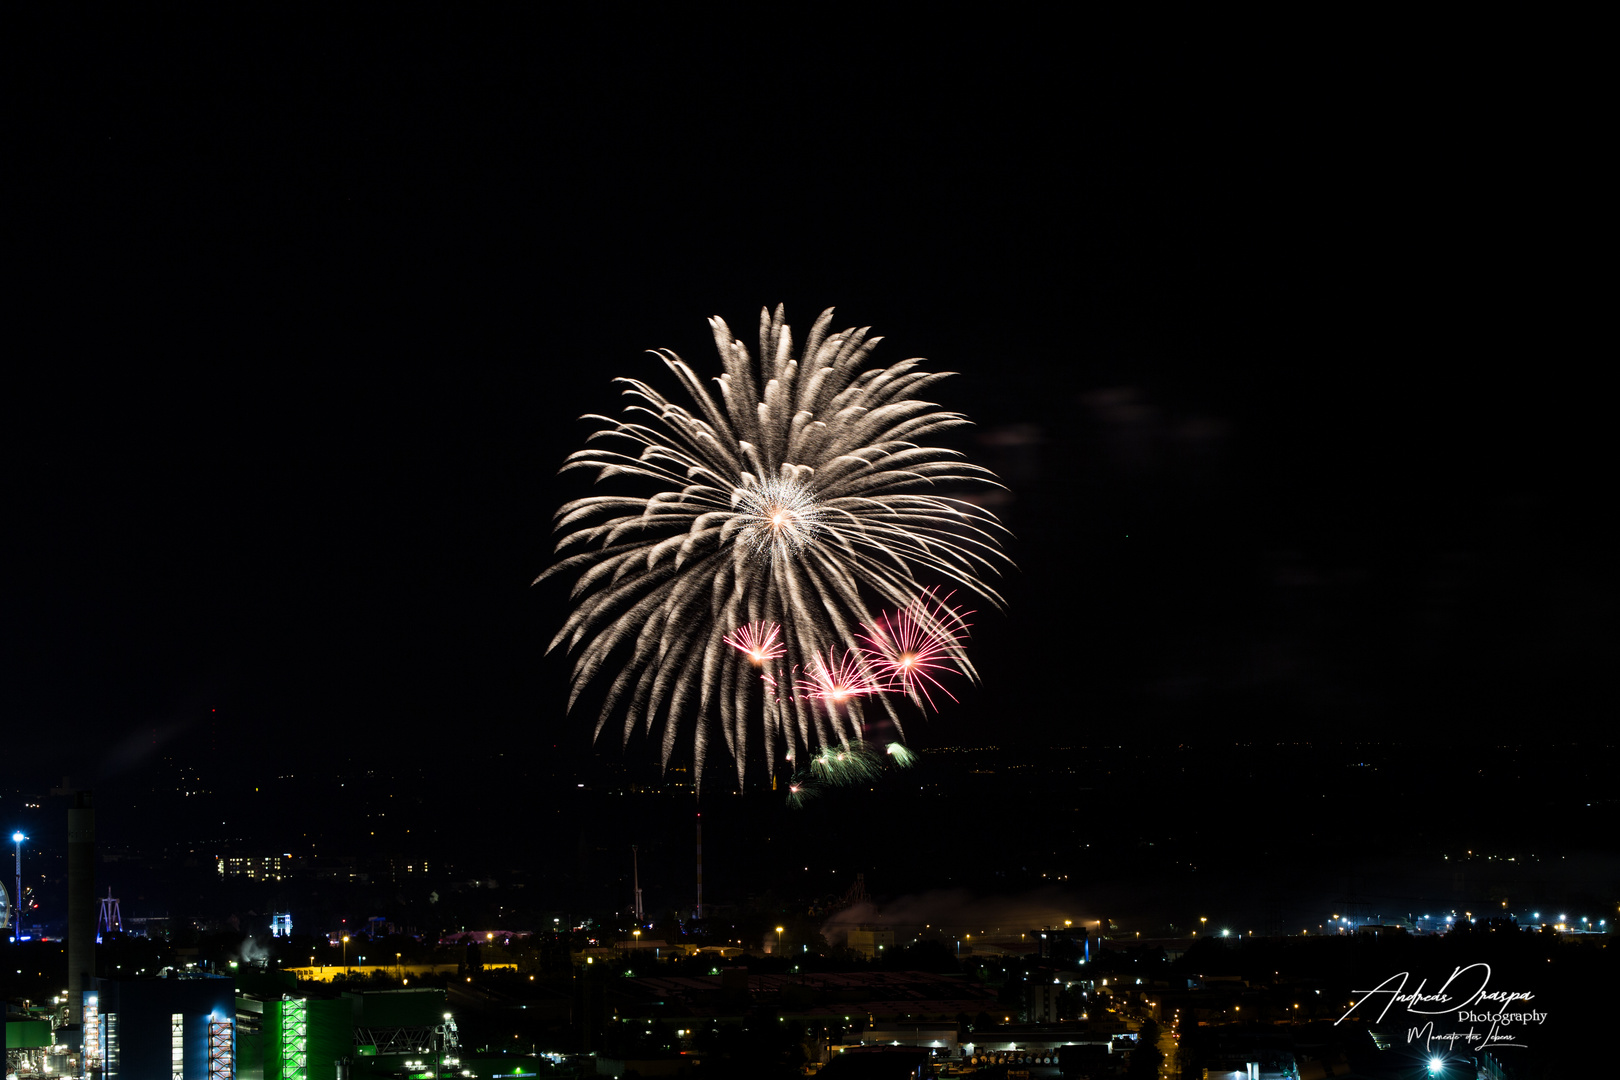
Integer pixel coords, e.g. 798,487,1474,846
538,305,1011,790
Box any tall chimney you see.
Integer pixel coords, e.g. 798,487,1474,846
694,812,703,920
632,845,643,924
67,789,95,1023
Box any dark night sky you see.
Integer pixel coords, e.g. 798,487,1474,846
6,16,1609,789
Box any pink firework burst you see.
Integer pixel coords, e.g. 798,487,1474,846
858,589,974,710
723,621,785,665
794,649,886,707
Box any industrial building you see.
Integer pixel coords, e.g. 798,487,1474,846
89,973,237,1078
843,925,894,960
31,978,463,1078
1027,979,1061,1023
4,1014,61,1078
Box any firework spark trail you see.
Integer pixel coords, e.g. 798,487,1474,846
858,588,974,711
538,305,1012,790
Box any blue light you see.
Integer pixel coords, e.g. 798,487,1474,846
10,832,22,844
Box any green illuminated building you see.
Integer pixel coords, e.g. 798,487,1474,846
262,997,352,1080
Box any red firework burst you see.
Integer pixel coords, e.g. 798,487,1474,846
858,589,973,710
723,621,785,665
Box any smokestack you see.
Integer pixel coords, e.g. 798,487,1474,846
68,789,95,1022
632,845,643,924
694,812,703,920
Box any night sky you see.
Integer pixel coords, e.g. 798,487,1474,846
7,17,1609,791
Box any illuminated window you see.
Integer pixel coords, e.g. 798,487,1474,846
104,1010,120,1077
171,1012,184,1080
84,993,102,1065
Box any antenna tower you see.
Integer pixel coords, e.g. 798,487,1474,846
632,845,644,924
97,888,122,938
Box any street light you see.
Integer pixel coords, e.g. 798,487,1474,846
343,935,350,976
11,832,25,935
